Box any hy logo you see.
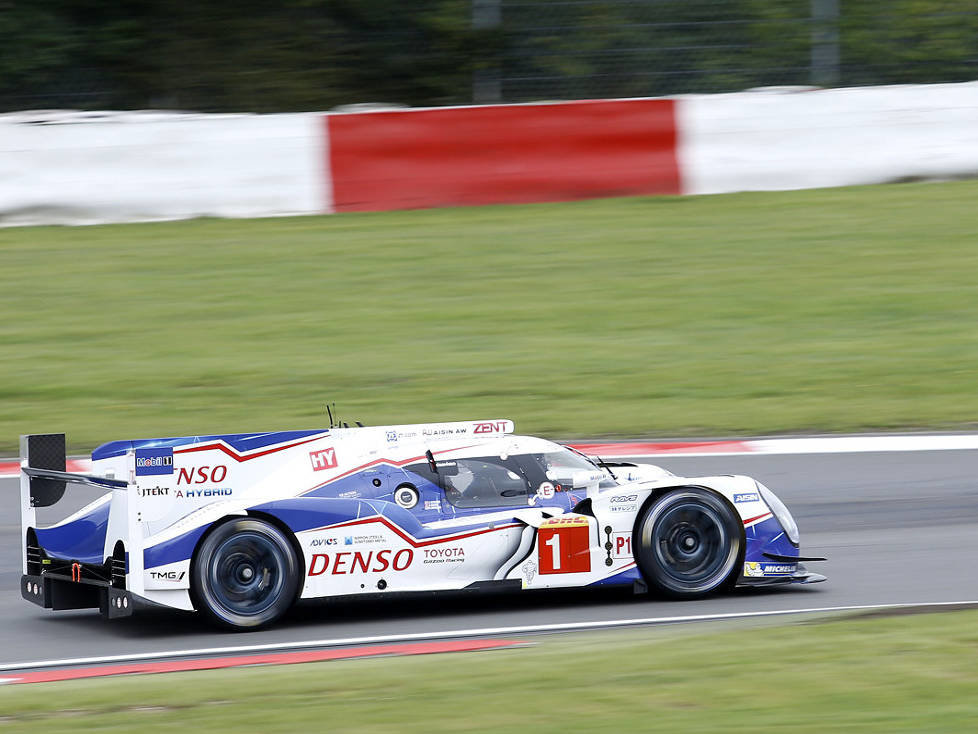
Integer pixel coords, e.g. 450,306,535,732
309,448,338,472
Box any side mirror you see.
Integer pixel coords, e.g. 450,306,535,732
546,468,605,490
435,460,459,476
570,469,605,490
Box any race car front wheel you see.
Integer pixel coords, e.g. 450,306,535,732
192,518,299,630
634,488,742,598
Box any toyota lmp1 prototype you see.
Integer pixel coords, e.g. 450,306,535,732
19,420,825,630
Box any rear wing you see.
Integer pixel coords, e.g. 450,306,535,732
19,433,147,598
21,434,125,504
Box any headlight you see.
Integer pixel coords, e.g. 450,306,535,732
756,481,799,546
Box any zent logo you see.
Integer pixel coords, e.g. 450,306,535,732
473,421,508,434
309,448,338,471
177,465,228,485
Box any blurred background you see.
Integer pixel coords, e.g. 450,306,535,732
2,0,977,112
2,5,978,728
2,1,977,449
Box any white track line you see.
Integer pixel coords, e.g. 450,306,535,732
2,599,976,672
594,435,978,459
726,435,978,456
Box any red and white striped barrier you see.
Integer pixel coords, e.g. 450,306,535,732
3,81,977,225
327,99,679,212
0,459,91,477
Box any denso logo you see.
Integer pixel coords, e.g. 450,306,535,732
177,465,228,485
309,448,338,471
473,421,508,434
308,549,413,576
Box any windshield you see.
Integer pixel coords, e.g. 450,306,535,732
522,447,619,490
526,447,598,475
401,444,619,510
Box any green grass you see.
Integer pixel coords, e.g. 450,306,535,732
2,181,977,453
2,609,978,732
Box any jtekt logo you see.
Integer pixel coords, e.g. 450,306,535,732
309,448,338,471
138,487,169,497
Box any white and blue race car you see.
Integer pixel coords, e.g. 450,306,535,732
19,420,824,630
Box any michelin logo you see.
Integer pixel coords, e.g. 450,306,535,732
744,561,797,577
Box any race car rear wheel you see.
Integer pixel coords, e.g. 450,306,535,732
191,518,299,630
634,488,742,598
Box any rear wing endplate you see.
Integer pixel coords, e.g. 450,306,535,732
21,433,128,507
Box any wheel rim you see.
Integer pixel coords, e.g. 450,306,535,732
652,500,730,587
206,530,288,617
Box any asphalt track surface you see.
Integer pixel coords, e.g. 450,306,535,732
2,449,977,668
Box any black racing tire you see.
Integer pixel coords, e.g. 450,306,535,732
191,518,299,631
634,488,743,599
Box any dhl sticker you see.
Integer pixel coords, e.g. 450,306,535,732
540,516,590,528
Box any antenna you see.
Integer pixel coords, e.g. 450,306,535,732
326,403,334,428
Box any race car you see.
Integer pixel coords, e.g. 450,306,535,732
19,419,825,630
